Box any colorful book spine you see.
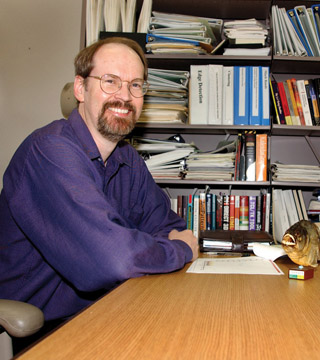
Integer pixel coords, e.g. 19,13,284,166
234,195,240,230
199,192,206,231
256,195,262,231
223,195,230,230
187,194,194,230
206,193,213,230
277,81,292,125
239,196,249,230
270,79,285,124
193,194,200,238
249,196,257,230
296,79,313,126
211,194,216,230
216,194,223,230
291,78,306,125
229,195,235,230
255,134,268,181
286,79,301,125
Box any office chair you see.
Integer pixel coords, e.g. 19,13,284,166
0,300,44,360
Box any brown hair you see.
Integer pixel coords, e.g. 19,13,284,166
74,37,148,80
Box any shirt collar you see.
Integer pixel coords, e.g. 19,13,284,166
68,109,131,167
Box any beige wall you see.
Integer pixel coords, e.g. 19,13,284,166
0,0,83,188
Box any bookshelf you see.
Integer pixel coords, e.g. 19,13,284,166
82,0,320,235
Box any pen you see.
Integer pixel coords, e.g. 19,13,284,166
206,252,250,257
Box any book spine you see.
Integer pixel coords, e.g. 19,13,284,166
304,80,315,125
296,79,313,126
206,193,213,230
234,195,240,230
193,195,200,238
307,79,320,125
286,79,301,125
255,133,268,181
261,193,267,231
229,195,235,230
177,195,183,218
239,195,249,230
216,194,223,230
187,194,193,230
291,78,306,125
249,195,257,231
261,67,270,126
245,131,256,181
270,79,286,124
283,80,294,125
256,194,262,231
234,66,249,125
189,65,209,124
212,194,216,230
277,81,292,125
265,193,271,233
222,66,234,125
199,192,206,231
249,66,261,125
223,195,230,230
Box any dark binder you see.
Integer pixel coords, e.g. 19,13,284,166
199,230,273,253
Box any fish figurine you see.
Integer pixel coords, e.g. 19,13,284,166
282,220,320,267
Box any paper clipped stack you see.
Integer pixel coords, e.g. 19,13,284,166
132,136,196,180
183,139,236,181
146,11,223,54
139,68,190,124
223,18,270,56
271,163,320,182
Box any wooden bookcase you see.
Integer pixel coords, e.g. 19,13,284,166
82,0,320,231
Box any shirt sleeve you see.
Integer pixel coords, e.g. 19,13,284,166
5,134,193,294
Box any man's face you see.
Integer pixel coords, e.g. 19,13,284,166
77,43,145,143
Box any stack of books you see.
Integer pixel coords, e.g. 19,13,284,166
270,77,320,126
139,68,190,124
271,163,320,183
272,4,320,57
146,11,223,54
189,64,270,126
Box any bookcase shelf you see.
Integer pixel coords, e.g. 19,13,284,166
155,179,271,186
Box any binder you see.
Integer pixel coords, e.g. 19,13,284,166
189,65,209,124
249,66,261,125
208,64,223,125
311,5,320,44
234,66,249,125
261,67,270,126
222,66,234,125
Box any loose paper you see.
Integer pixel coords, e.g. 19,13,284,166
187,256,284,275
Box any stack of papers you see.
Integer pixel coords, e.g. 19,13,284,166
139,68,190,124
271,163,320,182
146,11,223,54
132,137,196,180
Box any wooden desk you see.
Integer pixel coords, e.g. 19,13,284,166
18,257,320,360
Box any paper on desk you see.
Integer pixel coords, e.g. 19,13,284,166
252,243,287,261
187,256,284,275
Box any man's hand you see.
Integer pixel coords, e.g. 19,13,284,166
168,229,199,262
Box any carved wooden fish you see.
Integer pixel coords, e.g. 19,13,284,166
282,220,320,267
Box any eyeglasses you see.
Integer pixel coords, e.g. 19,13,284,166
87,74,149,98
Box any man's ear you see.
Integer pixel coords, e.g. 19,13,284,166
74,75,85,102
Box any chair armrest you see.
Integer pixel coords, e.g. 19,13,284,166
0,300,44,338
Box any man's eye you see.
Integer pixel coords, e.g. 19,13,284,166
131,82,142,89
104,79,116,86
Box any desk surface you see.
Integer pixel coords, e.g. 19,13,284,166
18,257,320,360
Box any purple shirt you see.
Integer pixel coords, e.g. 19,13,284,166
0,109,191,320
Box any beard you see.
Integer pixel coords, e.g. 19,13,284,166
97,101,137,142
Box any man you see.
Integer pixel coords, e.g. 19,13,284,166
0,37,198,325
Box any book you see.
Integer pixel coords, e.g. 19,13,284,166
286,79,301,125
298,189,309,220
239,196,249,230
255,134,268,181
216,194,223,230
305,79,320,125
291,78,306,125
223,195,230,230
193,194,200,238
296,79,313,126
282,189,299,226
261,67,270,126
248,196,257,230
264,192,271,233
234,66,249,125
292,189,303,221
270,79,285,124
277,81,292,125
211,194,217,230
222,66,234,125
229,195,235,230
187,193,194,230
283,80,295,125
272,189,290,243
256,195,262,231
208,64,223,124
189,65,209,124
199,192,207,231
245,132,256,181
249,66,261,125
234,195,240,230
